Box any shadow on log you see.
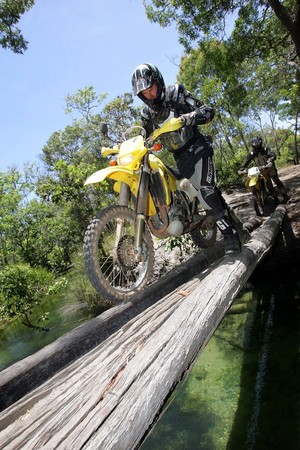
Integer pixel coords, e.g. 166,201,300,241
0,207,286,449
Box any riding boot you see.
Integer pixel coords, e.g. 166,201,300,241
227,207,250,244
216,215,240,254
279,186,289,203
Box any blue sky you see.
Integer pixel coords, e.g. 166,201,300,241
0,0,183,170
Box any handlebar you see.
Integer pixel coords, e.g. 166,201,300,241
238,165,267,175
150,117,183,142
101,117,184,157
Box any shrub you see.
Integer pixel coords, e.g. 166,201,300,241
0,265,54,320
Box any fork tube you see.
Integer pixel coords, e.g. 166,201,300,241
119,181,130,206
134,155,150,258
114,183,130,248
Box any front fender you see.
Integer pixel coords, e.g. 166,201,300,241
247,177,259,188
84,166,135,186
84,166,157,216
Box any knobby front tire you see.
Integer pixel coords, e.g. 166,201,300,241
83,205,154,303
251,187,264,216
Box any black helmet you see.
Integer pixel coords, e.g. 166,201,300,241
251,136,262,150
131,63,165,110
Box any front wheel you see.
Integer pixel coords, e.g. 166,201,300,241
251,187,264,216
83,205,154,303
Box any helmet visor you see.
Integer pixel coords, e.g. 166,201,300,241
133,76,153,95
251,138,261,148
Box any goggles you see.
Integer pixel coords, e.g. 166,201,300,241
133,76,153,95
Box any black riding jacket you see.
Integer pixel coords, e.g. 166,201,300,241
241,146,277,177
141,84,215,178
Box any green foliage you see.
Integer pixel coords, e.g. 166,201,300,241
178,40,250,119
60,252,112,316
144,1,300,59
0,0,35,53
37,157,103,236
178,41,252,178
273,131,300,165
38,88,139,234
144,0,236,50
0,168,80,272
65,87,108,121
214,148,245,188
15,201,81,272
101,93,140,142
0,90,142,276
0,265,54,320
165,234,198,256
176,26,300,173
0,166,36,265
146,1,300,165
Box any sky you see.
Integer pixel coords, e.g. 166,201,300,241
0,0,184,171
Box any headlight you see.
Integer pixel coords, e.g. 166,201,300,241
118,154,135,166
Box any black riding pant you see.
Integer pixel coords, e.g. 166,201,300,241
188,155,226,221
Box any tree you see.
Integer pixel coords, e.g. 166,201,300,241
37,88,140,238
0,265,66,330
269,0,300,60
277,73,300,162
145,0,299,170
144,0,300,64
0,166,33,265
12,200,81,272
0,166,78,272
178,41,251,182
0,0,35,54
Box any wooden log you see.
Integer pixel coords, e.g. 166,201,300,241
0,241,225,412
0,206,262,413
0,206,286,450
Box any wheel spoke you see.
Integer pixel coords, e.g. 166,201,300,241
84,206,154,302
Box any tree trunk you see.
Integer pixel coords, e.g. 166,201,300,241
268,0,300,59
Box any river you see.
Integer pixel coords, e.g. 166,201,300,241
140,266,300,450
0,294,92,371
0,267,299,449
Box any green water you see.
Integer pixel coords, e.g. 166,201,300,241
141,268,300,450
0,294,91,371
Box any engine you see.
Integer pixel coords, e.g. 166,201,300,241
166,192,186,237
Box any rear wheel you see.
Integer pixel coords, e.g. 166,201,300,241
83,205,154,303
190,215,217,249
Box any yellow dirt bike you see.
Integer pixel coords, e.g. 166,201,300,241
239,166,276,217
83,118,218,303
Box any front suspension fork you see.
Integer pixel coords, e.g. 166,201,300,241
134,160,150,260
114,182,131,250
119,181,130,206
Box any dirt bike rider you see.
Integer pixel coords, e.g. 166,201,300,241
131,63,247,254
238,136,289,203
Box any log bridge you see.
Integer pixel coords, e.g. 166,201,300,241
0,206,286,449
